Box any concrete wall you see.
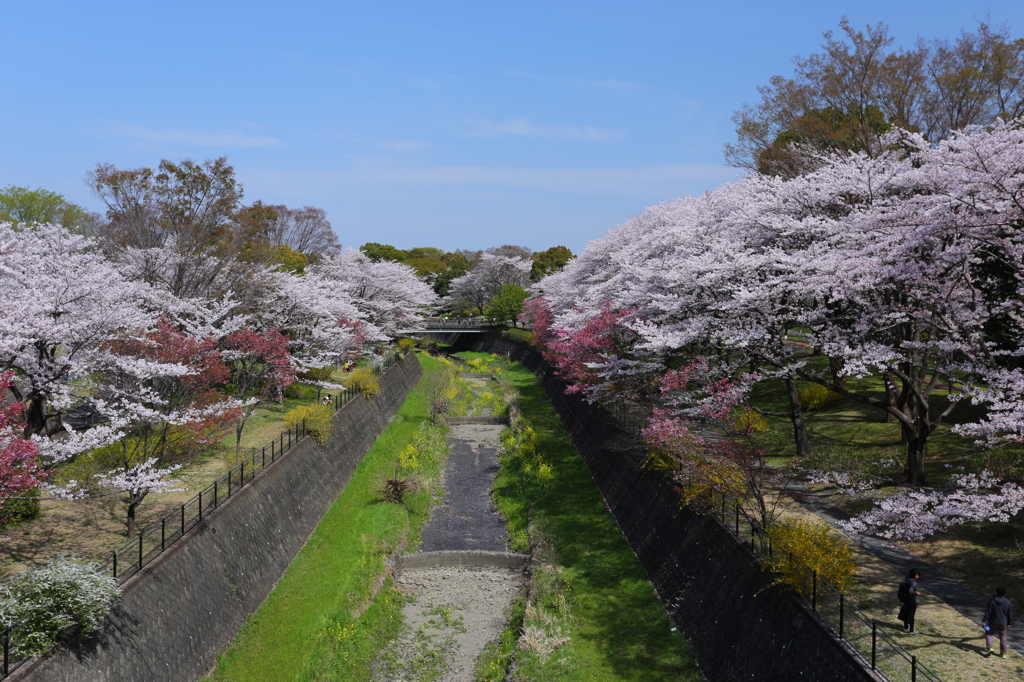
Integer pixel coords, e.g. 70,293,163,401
11,353,422,682
474,336,877,682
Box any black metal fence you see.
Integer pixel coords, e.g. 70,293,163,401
708,497,942,682
1,350,407,679
483,335,942,681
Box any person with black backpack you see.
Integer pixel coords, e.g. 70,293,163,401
983,587,1013,658
898,568,922,633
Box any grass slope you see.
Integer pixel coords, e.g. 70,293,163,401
465,352,701,681
208,354,446,681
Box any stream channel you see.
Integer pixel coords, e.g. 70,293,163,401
379,373,525,682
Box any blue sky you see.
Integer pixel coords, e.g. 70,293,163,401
3,1,1023,254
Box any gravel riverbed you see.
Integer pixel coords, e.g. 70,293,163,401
375,414,524,681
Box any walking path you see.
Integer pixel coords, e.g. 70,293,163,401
788,480,1024,656
381,378,524,682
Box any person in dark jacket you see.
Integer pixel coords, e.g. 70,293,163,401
898,569,921,633
983,587,1013,658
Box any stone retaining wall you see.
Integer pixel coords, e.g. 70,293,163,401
11,353,422,682
473,336,877,682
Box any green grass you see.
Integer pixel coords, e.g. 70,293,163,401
459,352,701,682
208,354,449,682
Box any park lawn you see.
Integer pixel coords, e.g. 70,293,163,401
461,352,701,682
208,354,449,682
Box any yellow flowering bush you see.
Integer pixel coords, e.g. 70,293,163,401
347,367,381,398
763,520,856,597
284,403,333,445
798,383,844,411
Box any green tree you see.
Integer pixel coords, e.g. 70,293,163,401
485,283,529,326
531,245,575,281
725,19,1024,173
359,242,407,262
433,254,472,297
0,186,92,229
404,256,447,281
756,105,892,177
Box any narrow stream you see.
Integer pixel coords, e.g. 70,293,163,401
379,377,524,682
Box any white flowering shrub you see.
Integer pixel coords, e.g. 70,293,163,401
0,555,120,658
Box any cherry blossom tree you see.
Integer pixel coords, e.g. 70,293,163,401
446,252,531,312
0,222,184,461
311,249,436,338
840,470,1024,541
95,319,241,535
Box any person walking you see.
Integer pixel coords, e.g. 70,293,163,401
898,568,921,633
983,587,1013,658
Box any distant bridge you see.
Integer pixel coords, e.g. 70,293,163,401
397,318,505,335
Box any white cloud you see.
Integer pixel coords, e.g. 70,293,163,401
110,123,281,148
466,117,621,142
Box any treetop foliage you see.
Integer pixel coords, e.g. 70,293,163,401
728,18,1024,175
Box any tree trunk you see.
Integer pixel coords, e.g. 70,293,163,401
784,377,811,458
828,356,847,390
126,502,137,538
906,432,928,485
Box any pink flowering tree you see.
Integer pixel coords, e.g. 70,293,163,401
222,328,296,458
0,371,47,523
643,362,790,529
93,319,241,536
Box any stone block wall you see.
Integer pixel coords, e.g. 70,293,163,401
474,336,876,682
11,353,422,682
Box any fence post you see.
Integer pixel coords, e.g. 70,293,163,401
750,523,755,551
271,440,276,462
214,481,218,508
181,504,185,536
912,655,917,682
241,462,245,487
262,446,266,469
812,571,817,610
839,594,845,639
4,626,9,676
228,470,232,497
112,551,117,579
161,518,165,551
871,621,877,670
138,534,143,571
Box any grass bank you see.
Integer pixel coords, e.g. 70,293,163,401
462,352,701,682
208,353,449,681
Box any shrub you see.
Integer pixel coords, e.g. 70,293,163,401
284,404,333,445
283,382,317,400
346,367,381,398
733,408,770,434
1,489,41,525
798,384,843,411
763,520,855,597
0,555,120,658
397,338,416,353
